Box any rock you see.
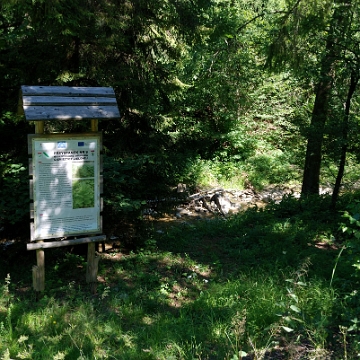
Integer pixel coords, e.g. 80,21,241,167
143,183,319,222
177,183,187,193
175,208,192,218
210,193,236,215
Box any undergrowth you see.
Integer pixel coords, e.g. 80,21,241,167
1,195,360,359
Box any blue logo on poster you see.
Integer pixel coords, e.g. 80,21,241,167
57,141,67,149
78,142,85,147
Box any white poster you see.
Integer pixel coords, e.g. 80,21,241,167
31,134,101,240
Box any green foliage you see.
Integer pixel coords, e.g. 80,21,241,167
1,0,360,234
0,111,31,227
330,200,360,355
338,201,360,281
0,159,28,226
245,150,301,189
102,154,157,215
0,274,13,355
2,0,360,357
191,157,247,189
341,201,360,239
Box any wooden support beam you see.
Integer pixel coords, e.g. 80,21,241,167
33,242,45,292
35,121,44,134
32,116,45,292
32,265,44,292
86,242,99,294
91,119,98,132
27,235,106,250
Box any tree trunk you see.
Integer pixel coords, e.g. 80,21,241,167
301,0,351,196
301,78,333,195
331,72,359,208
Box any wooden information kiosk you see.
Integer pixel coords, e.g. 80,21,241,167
19,85,120,293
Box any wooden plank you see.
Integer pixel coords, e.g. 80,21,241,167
30,203,34,219
30,222,35,241
23,105,120,121
21,86,116,97
28,158,33,174
29,179,33,200
27,235,106,250
17,91,24,115
23,96,117,106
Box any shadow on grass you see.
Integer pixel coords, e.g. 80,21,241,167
154,194,345,282
0,195,356,359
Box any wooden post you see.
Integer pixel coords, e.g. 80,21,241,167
33,121,45,293
90,119,98,132
91,118,106,254
32,243,45,292
86,242,99,294
35,121,44,134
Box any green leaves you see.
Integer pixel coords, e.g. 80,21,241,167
290,304,301,314
281,325,294,332
0,158,28,225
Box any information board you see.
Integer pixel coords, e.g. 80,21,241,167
30,134,102,241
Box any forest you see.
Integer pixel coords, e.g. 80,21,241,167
1,0,360,358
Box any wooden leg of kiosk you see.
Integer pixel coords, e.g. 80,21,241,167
33,246,45,292
28,236,105,294
88,118,101,291
32,122,45,294
86,242,99,294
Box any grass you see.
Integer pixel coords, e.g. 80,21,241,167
1,194,360,359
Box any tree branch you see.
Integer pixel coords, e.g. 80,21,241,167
237,0,303,34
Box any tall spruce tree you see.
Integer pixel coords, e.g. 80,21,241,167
301,0,354,196
266,0,359,196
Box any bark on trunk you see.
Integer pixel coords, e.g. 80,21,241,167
301,79,332,195
301,0,352,197
331,72,359,208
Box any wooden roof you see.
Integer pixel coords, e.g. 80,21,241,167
19,86,120,121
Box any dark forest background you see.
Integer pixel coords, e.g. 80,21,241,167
1,0,360,234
